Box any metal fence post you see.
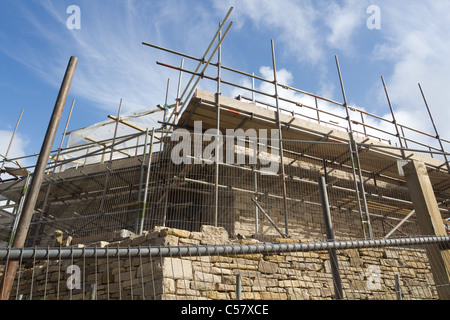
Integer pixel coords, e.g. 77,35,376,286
235,273,242,300
395,274,402,300
90,283,97,300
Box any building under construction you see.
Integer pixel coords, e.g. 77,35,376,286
0,8,449,300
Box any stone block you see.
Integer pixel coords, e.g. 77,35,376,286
200,225,230,244
113,270,135,282
380,259,399,267
87,241,109,248
160,228,191,239
211,256,233,263
144,278,175,296
293,261,322,272
176,287,201,297
383,249,399,259
279,267,299,277
130,234,148,246
211,267,233,275
286,287,310,300
234,253,264,261
359,249,383,258
403,260,428,269
229,291,260,300
260,291,288,300
178,237,200,246
263,254,285,262
206,291,229,300
163,258,193,280
114,229,135,239
234,258,259,267
176,279,191,289
146,231,160,240
257,277,278,287
152,235,179,246
215,283,236,292
190,281,216,291
194,271,221,283
223,275,252,286
189,231,203,241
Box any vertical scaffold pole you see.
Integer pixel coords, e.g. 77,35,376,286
381,76,406,159
55,98,76,172
139,129,155,235
1,108,23,170
163,78,170,127
318,176,343,300
254,168,259,236
335,56,373,239
154,7,233,139
418,83,450,173
135,129,149,234
271,40,290,237
110,98,123,162
214,23,223,227
174,59,184,124
0,56,78,300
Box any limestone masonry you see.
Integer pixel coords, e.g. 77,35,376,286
11,225,437,300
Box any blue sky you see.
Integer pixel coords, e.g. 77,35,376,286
1,0,450,164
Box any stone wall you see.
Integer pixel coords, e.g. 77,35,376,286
9,226,437,300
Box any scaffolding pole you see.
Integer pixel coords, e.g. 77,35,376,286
271,40,290,237
418,83,450,173
1,109,23,171
381,76,406,159
143,7,234,138
55,98,76,171
174,59,184,124
254,168,259,236
335,56,373,240
110,98,123,162
138,129,155,235
0,56,78,301
318,176,343,299
135,128,149,234
214,23,222,227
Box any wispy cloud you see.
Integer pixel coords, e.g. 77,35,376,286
2,0,449,154
0,130,30,166
215,0,450,150
325,0,368,54
214,0,325,65
373,1,450,147
0,1,223,115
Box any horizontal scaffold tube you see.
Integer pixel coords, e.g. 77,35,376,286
0,235,449,261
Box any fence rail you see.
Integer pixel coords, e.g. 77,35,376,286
1,235,449,261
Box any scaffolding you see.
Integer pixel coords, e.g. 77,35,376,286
0,6,450,300
1,7,450,246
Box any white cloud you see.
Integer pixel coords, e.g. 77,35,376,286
0,130,30,170
325,0,368,54
0,1,221,116
372,1,450,148
213,0,324,64
3,0,449,155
